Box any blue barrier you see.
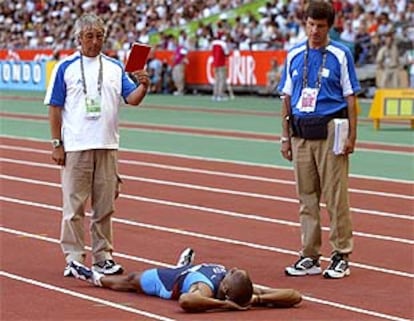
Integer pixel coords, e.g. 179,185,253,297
0,60,46,91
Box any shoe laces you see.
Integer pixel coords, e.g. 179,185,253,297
97,259,115,268
329,254,347,269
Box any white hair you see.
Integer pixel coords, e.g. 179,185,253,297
74,14,106,40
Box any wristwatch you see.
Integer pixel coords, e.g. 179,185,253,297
280,136,290,143
51,139,63,148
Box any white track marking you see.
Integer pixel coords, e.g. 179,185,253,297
1,197,413,276
1,227,411,321
0,270,176,321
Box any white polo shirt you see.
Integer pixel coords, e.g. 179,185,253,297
44,51,137,152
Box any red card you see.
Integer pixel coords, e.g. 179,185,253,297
125,43,152,72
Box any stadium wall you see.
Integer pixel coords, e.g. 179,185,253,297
0,49,286,93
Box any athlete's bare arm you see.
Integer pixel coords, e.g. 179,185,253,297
178,282,248,312
251,286,302,308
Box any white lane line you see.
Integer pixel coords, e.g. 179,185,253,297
1,155,413,201
1,197,413,276
1,175,413,245
1,172,412,221
0,271,176,321
1,142,413,184
1,227,411,321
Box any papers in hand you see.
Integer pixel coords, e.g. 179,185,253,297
333,118,349,155
125,43,152,72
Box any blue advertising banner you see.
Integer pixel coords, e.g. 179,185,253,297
0,60,46,91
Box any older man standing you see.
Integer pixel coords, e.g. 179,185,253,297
44,13,150,277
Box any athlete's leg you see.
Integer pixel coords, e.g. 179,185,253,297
70,261,143,292
100,272,144,292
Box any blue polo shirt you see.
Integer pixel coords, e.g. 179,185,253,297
278,39,361,117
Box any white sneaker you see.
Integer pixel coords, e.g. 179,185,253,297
285,256,322,276
70,261,104,286
70,261,93,281
92,259,123,275
63,263,73,277
176,248,195,267
323,254,350,279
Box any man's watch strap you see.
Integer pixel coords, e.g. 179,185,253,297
280,136,290,143
51,139,63,148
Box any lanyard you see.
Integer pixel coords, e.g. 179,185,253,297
302,43,327,89
80,53,103,96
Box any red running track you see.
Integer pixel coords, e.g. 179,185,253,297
1,136,413,321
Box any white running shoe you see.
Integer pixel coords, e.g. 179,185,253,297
92,259,123,275
176,248,195,267
70,261,104,286
323,253,351,279
285,256,322,276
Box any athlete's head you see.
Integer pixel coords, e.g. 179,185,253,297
218,268,253,307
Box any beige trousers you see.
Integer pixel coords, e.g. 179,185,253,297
291,120,353,259
172,63,186,93
60,149,120,264
213,66,227,98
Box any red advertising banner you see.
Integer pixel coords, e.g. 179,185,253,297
153,50,287,87
0,49,287,88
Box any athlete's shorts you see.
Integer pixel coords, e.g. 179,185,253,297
140,269,172,299
140,268,214,300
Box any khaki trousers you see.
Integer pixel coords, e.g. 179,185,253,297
291,120,353,259
60,149,120,264
213,66,227,97
172,63,186,93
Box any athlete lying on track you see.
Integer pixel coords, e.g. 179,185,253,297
70,248,302,312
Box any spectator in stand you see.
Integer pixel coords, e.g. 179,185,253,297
211,31,230,101
161,60,175,94
340,20,356,44
376,12,394,39
171,37,189,96
331,0,343,13
266,58,281,95
147,49,163,93
349,3,365,35
365,11,379,36
216,13,232,35
354,22,372,66
388,3,400,24
404,42,414,88
196,23,214,50
361,0,378,14
376,31,400,88
285,13,301,39
332,8,345,34
375,0,391,16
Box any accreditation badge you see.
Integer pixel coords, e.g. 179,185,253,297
299,87,318,113
85,95,101,120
